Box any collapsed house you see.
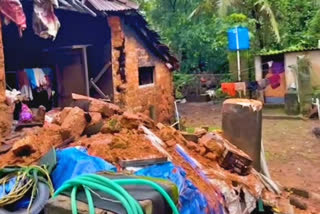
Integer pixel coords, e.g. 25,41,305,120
0,0,179,123
0,94,312,214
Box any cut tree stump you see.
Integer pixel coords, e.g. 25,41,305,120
222,99,263,171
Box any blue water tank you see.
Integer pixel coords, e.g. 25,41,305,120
227,27,250,51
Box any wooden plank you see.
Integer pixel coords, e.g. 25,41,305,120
92,62,111,84
82,47,90,96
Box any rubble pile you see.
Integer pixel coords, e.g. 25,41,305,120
0,94,309,213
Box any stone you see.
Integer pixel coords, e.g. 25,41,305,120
60,107,87,139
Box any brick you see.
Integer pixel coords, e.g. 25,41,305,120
186,141,198,150
199,133,224,156
53,107,72,125
61,107,87,139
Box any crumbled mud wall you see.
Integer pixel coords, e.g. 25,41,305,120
107,16,175,123
0,22,11,139
0,21,6,103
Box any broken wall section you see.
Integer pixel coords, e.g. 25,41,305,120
108,16,175,123
0,21,5,103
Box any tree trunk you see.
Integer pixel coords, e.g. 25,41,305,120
251,9,264,49
0,20,6,103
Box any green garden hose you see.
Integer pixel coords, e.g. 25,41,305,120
54,174,180,214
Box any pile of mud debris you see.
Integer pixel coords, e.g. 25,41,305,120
0,94,313,214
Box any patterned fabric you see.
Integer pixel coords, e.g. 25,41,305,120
0,0,27,36
33,0,60,39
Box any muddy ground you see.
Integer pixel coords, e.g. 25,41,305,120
178,102,320,212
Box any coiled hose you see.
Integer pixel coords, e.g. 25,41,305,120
54,174,179,214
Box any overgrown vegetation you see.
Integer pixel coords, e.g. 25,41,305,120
135,0,320,74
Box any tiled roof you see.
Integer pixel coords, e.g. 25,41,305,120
256,46,320,56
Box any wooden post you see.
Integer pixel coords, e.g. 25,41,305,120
0,20,6,102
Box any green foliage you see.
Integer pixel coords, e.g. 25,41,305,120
173,73,195,99
135,0,320,75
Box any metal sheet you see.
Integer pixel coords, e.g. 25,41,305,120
87,0,138,11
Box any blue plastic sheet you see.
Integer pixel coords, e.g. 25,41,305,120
0,177,17,199
135,162,218,214
228,27,250,51
51,147,117,189
0,177,30,209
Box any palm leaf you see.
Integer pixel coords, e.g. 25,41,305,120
255,0,280,42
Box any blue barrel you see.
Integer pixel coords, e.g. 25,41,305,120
227,27,250,51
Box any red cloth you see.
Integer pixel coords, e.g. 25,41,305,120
268,74,281,89
17,70,29,87
0,0,27,34
221,83,236,97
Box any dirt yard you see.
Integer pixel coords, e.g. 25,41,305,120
178,102,320,212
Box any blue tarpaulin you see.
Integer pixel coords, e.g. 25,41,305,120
227,27,250,51
51,147,117,189
135,162,218,214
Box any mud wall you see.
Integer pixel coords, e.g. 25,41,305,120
107,16,174,123
0,21,5,103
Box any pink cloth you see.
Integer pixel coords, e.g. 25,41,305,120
33,0,60,39
268,74,281,89
0,0,27,35
19,104,33,122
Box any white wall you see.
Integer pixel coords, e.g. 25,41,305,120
255,56,262,81
285,50,320,89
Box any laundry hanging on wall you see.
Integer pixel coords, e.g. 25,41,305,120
0,0,27,36
17,70,33,100
33,0,61,39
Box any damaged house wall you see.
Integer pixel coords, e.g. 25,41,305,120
108,16,175,123
0,21,5,103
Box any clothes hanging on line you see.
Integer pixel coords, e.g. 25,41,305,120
221,83,236,97
17,70,33,100
0,0,27,36
33,0,60,39
271,62,284,74
258,79,269,90
268,74,281,89
247,81,258,91
235,82,246,96
33,68,47,87
25,68,48,89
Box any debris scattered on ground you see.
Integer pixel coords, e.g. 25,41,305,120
0,94,316,213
